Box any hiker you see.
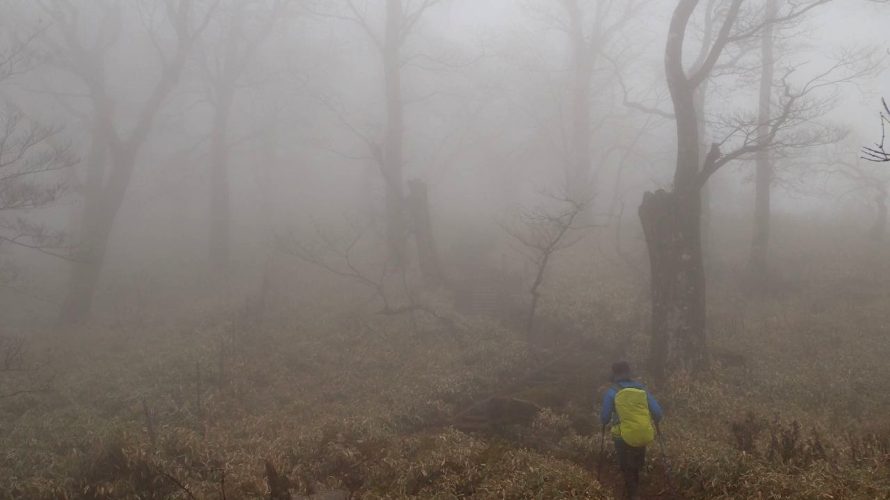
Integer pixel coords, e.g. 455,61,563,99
600,361,663,500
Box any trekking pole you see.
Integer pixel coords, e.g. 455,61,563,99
596,424,606,481
655,422,676,494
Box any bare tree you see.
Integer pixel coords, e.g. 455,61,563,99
36,0,218,324
747,1,878,280
553,0,640,207
749,0,781,280
277,221,452,325
406,179,443,287
640,0,847,380
308,0,445,271
198,0,290,270
613,0,759,256
504,193,587,337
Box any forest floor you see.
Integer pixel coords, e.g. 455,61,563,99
3,253,890,498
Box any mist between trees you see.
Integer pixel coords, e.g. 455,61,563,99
1,1,889,498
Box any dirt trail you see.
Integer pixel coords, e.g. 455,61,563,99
595,457,685,500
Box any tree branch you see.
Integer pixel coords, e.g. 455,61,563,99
688,0,743,88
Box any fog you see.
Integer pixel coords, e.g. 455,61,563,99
1,1,889,498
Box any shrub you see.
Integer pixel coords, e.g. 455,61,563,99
729,411,766,455
766,420,829,467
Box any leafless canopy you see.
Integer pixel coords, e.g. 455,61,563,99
276,220,453,325
503,192,589,335
0,13,76,262
0,106,75,257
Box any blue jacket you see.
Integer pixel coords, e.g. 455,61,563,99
599,379,664,427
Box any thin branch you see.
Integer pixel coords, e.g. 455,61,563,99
603,51,675,119
400,0,443,43
688,0,744,89
862,98,890,162
304,0,383,50
503,192,589,335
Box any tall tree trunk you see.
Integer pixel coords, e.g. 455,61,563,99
208,87,235,270
68,121,109,238
59,204,109,325
639,185,707,379
673,188,708,373
639,190,678,381
640,0,709,380
750,0,778,280
59,41,193,324
56,1,201,325
253,109,281,318
59,146,139,325
383,0,407,269
407,180,443,287
258,107,280,243
59,102,114,325
207,8,249,272
695,81,712,259
566,4,594,206
666,8,708,373
691,1,716,262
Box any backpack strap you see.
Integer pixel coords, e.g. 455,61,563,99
612,381,641,394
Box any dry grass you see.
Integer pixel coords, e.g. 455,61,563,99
3,227,890,499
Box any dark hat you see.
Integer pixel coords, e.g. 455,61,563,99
611,361,632,381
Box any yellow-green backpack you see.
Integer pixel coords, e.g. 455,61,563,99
610,386,656,448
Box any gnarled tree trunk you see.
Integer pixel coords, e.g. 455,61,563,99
208,86,235,270
639,0,721,380
639,188,707,381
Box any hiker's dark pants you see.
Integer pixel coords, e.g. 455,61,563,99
614,438,645,499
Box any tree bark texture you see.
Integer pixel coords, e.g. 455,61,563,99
638,0,717,379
